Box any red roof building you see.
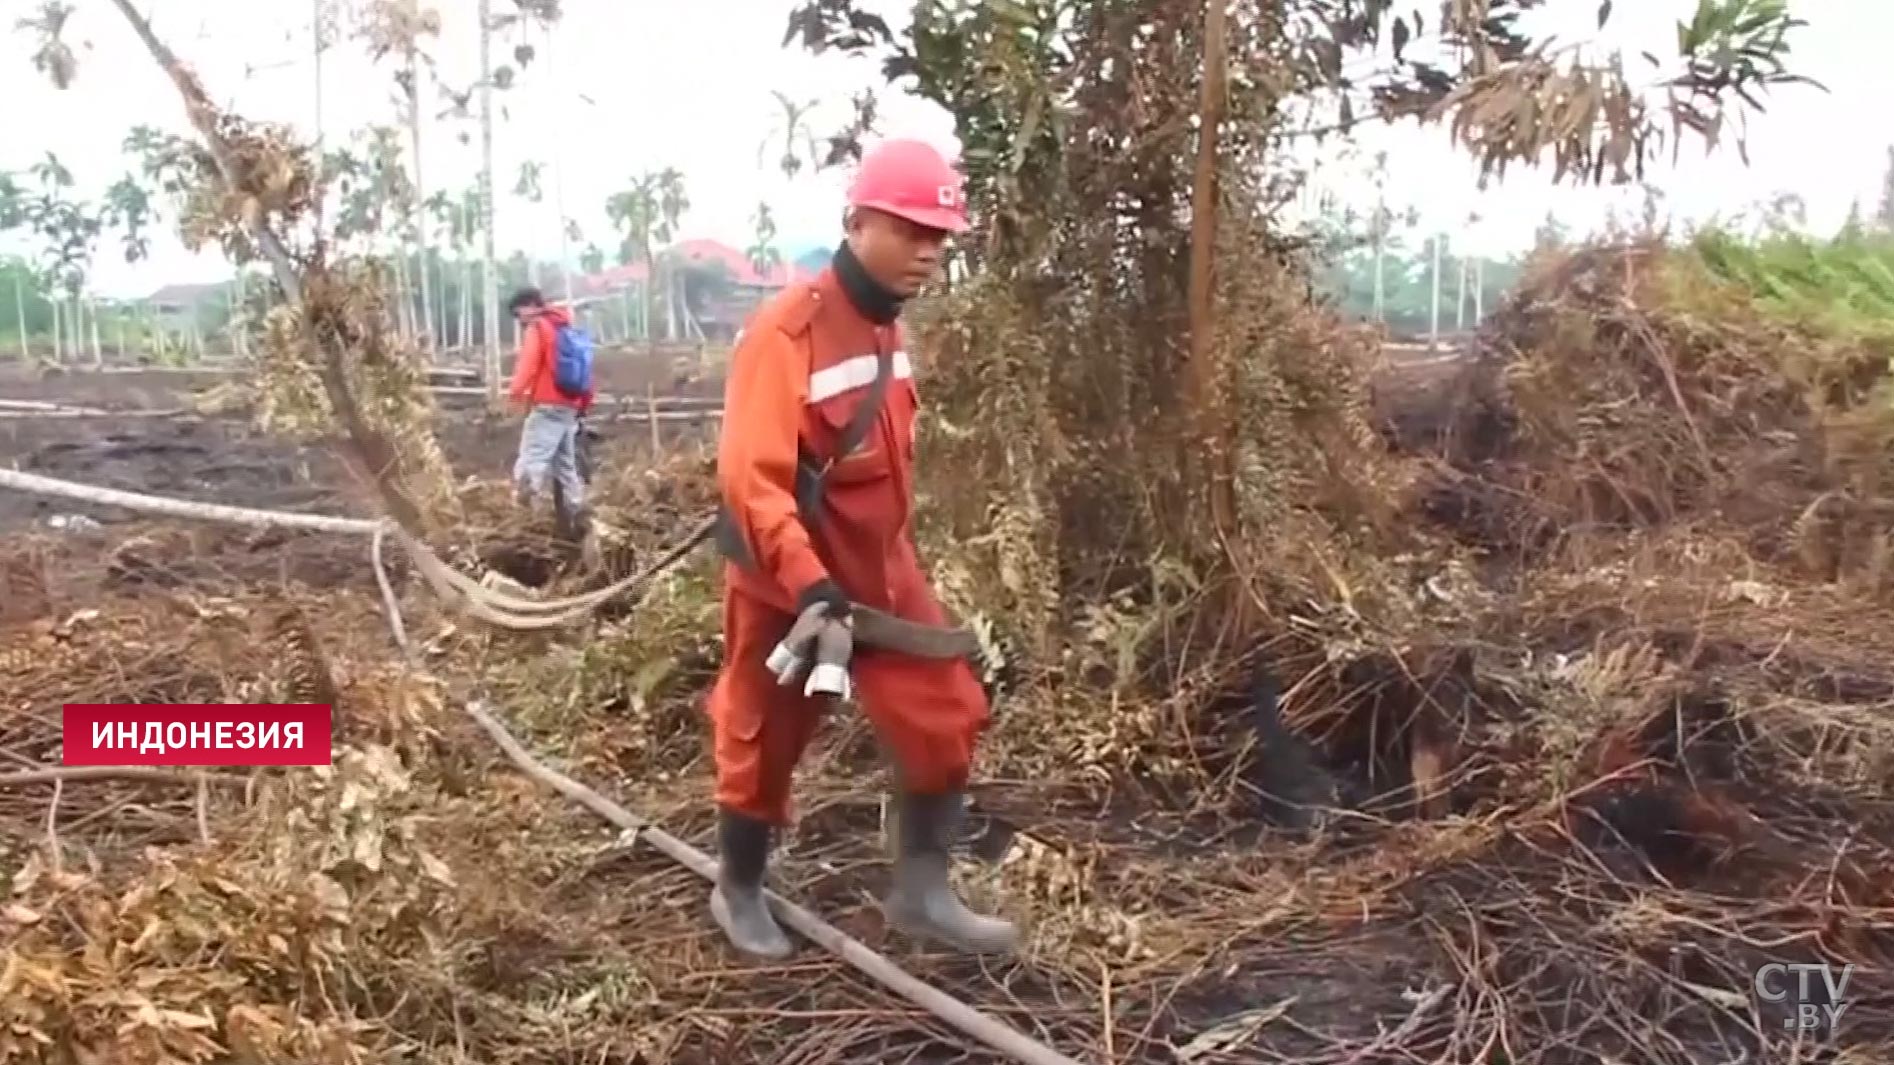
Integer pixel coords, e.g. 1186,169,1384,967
566,237,816,300
563,237,822,340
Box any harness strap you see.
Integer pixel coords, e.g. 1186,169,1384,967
713,346,894,572
709,344,979,661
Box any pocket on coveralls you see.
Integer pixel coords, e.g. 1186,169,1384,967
813,394,893,486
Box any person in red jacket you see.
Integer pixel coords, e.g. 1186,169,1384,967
506,286,593,531
706,138,1017,960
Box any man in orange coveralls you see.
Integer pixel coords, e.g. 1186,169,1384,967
706,138,1018,960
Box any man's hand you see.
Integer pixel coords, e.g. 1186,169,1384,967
507,394,531,416
795,578,851,623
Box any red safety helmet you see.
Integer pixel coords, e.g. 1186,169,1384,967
845,138,969,234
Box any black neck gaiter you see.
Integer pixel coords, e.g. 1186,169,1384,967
832,240,903,325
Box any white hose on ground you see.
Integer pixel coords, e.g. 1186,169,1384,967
0,465,709,629
0,409,188,419
460,699,1089,1065
0,467,379,534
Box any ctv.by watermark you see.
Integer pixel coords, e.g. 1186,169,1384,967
1753,962,1853,1034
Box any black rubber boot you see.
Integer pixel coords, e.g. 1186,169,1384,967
883,791,1019,955
553,502,591,547
708,807,792,960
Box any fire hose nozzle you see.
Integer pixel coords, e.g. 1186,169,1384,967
764,643,804,682
803,611,855,699
766,601,835,686
805,662,851,698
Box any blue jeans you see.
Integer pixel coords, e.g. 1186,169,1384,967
513,403,584,520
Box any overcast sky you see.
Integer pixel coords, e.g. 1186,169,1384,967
0,0,1883,299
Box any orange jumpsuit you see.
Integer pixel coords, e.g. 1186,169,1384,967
708,267,989,826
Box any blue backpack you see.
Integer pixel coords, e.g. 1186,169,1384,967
550,319,595,397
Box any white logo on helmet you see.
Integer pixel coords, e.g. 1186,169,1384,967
937,184,961,208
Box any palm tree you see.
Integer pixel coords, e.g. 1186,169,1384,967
423,189,456,345
311,0,335,166
359,0,442,350
333,127,419,336
99,174,155,361
473,0,565,397
22,153,100,364
513,160,545,287
456,186,486,348
746,202,782,278
0,173,32,359
759,90,821,178
654,167,689,339
605,176,657,340
100,177,153,264
20,1,78,89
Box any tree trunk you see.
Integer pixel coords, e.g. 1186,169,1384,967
544,24,575,303
433,255,447,350
312,0,326,160
88,297,103,367
1371,205,1385,323
1429,235,1441,344
13,276,28,361
232,273,249,359
639,274,651,346
1455,254,1466,331
394,251,414,339
462,255,474,351
1185,0,1235,543
407,257,420,339
478,0,501,401
50,298,61,363
407,51,434,358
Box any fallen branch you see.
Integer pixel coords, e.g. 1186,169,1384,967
0,398,188,418
371,522,413,659
45,776,61,871
0,398,92,412
459,698,1087,1065
98,364,236,375
0,766,250,789
426,385,723,412
0,409,189,420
